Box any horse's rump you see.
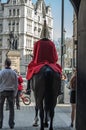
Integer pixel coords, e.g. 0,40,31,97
31,65,61,109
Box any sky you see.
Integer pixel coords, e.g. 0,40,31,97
1,0,73,41
32,0,73,41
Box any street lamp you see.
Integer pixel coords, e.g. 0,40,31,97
61,0,64,69
58,0,65,104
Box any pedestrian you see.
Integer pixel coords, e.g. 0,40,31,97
5,70,23,110
58,73,67,103
16,71,23,109
61,73,67,93
70,69,77,127
0,58,18,129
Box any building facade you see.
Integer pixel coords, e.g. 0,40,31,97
72,12,77,68
0,0,53,75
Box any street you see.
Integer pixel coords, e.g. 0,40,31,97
2,100,75,130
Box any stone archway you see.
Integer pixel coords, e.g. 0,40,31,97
70,0,81,15
69,0,86,130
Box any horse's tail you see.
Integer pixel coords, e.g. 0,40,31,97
44,67,53,82
44,66,54,110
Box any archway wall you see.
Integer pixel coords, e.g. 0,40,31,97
70,0,86,130
76,0,86,130
70,0,86,129
70,0,81,15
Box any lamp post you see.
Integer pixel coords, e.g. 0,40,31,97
58,0,65,104
63,28,66,69
61,0,64,69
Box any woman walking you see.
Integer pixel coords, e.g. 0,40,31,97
70,70,77,127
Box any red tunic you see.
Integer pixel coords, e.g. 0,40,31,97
26,39,62,80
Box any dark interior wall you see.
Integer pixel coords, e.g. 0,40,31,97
70,0,86,130
77,34,86,129
76,0,86,129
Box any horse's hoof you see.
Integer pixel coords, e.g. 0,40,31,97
32,123,39,127
40,128,44,130
49,128,53,130
44,122,48,128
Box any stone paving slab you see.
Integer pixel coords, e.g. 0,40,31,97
2,103,75,130
1,127,74,130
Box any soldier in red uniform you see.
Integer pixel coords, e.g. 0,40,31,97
26,20,62,126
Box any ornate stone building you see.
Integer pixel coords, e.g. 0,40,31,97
72,12,77,68
0,0,53,75
64,12,77,72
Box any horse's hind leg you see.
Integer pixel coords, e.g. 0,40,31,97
33,106,39,126
49,108,54,130
44,110,49,128
35,106,39,122
39,103,44,130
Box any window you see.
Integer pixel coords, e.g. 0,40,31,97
27,9,32,17
48,9,51,16
9,10,11,16
0,39,2,46
38,28,41,36
38,4,41,10
26,39,32,61
13,0,16,4
13,9,15,16
12,27,15,32
0,24,2,33
12,21,15,32
17,9,19,16
38,16,40,22
34,27,37,31
8,22,11,32
34,23,38,35
38,28,41,32
27,21,32,32
12,21,15,25
48,18,51,26
26,39,32,48
34,26,38,35
16,22,19,32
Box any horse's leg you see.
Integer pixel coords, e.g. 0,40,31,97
49,108,54,130
39,103,44,130
33,106,39,126
34,106,39,123
44,109,48,127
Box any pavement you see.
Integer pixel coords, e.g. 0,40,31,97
1,99,76,130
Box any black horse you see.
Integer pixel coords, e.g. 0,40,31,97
31,65,61,130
